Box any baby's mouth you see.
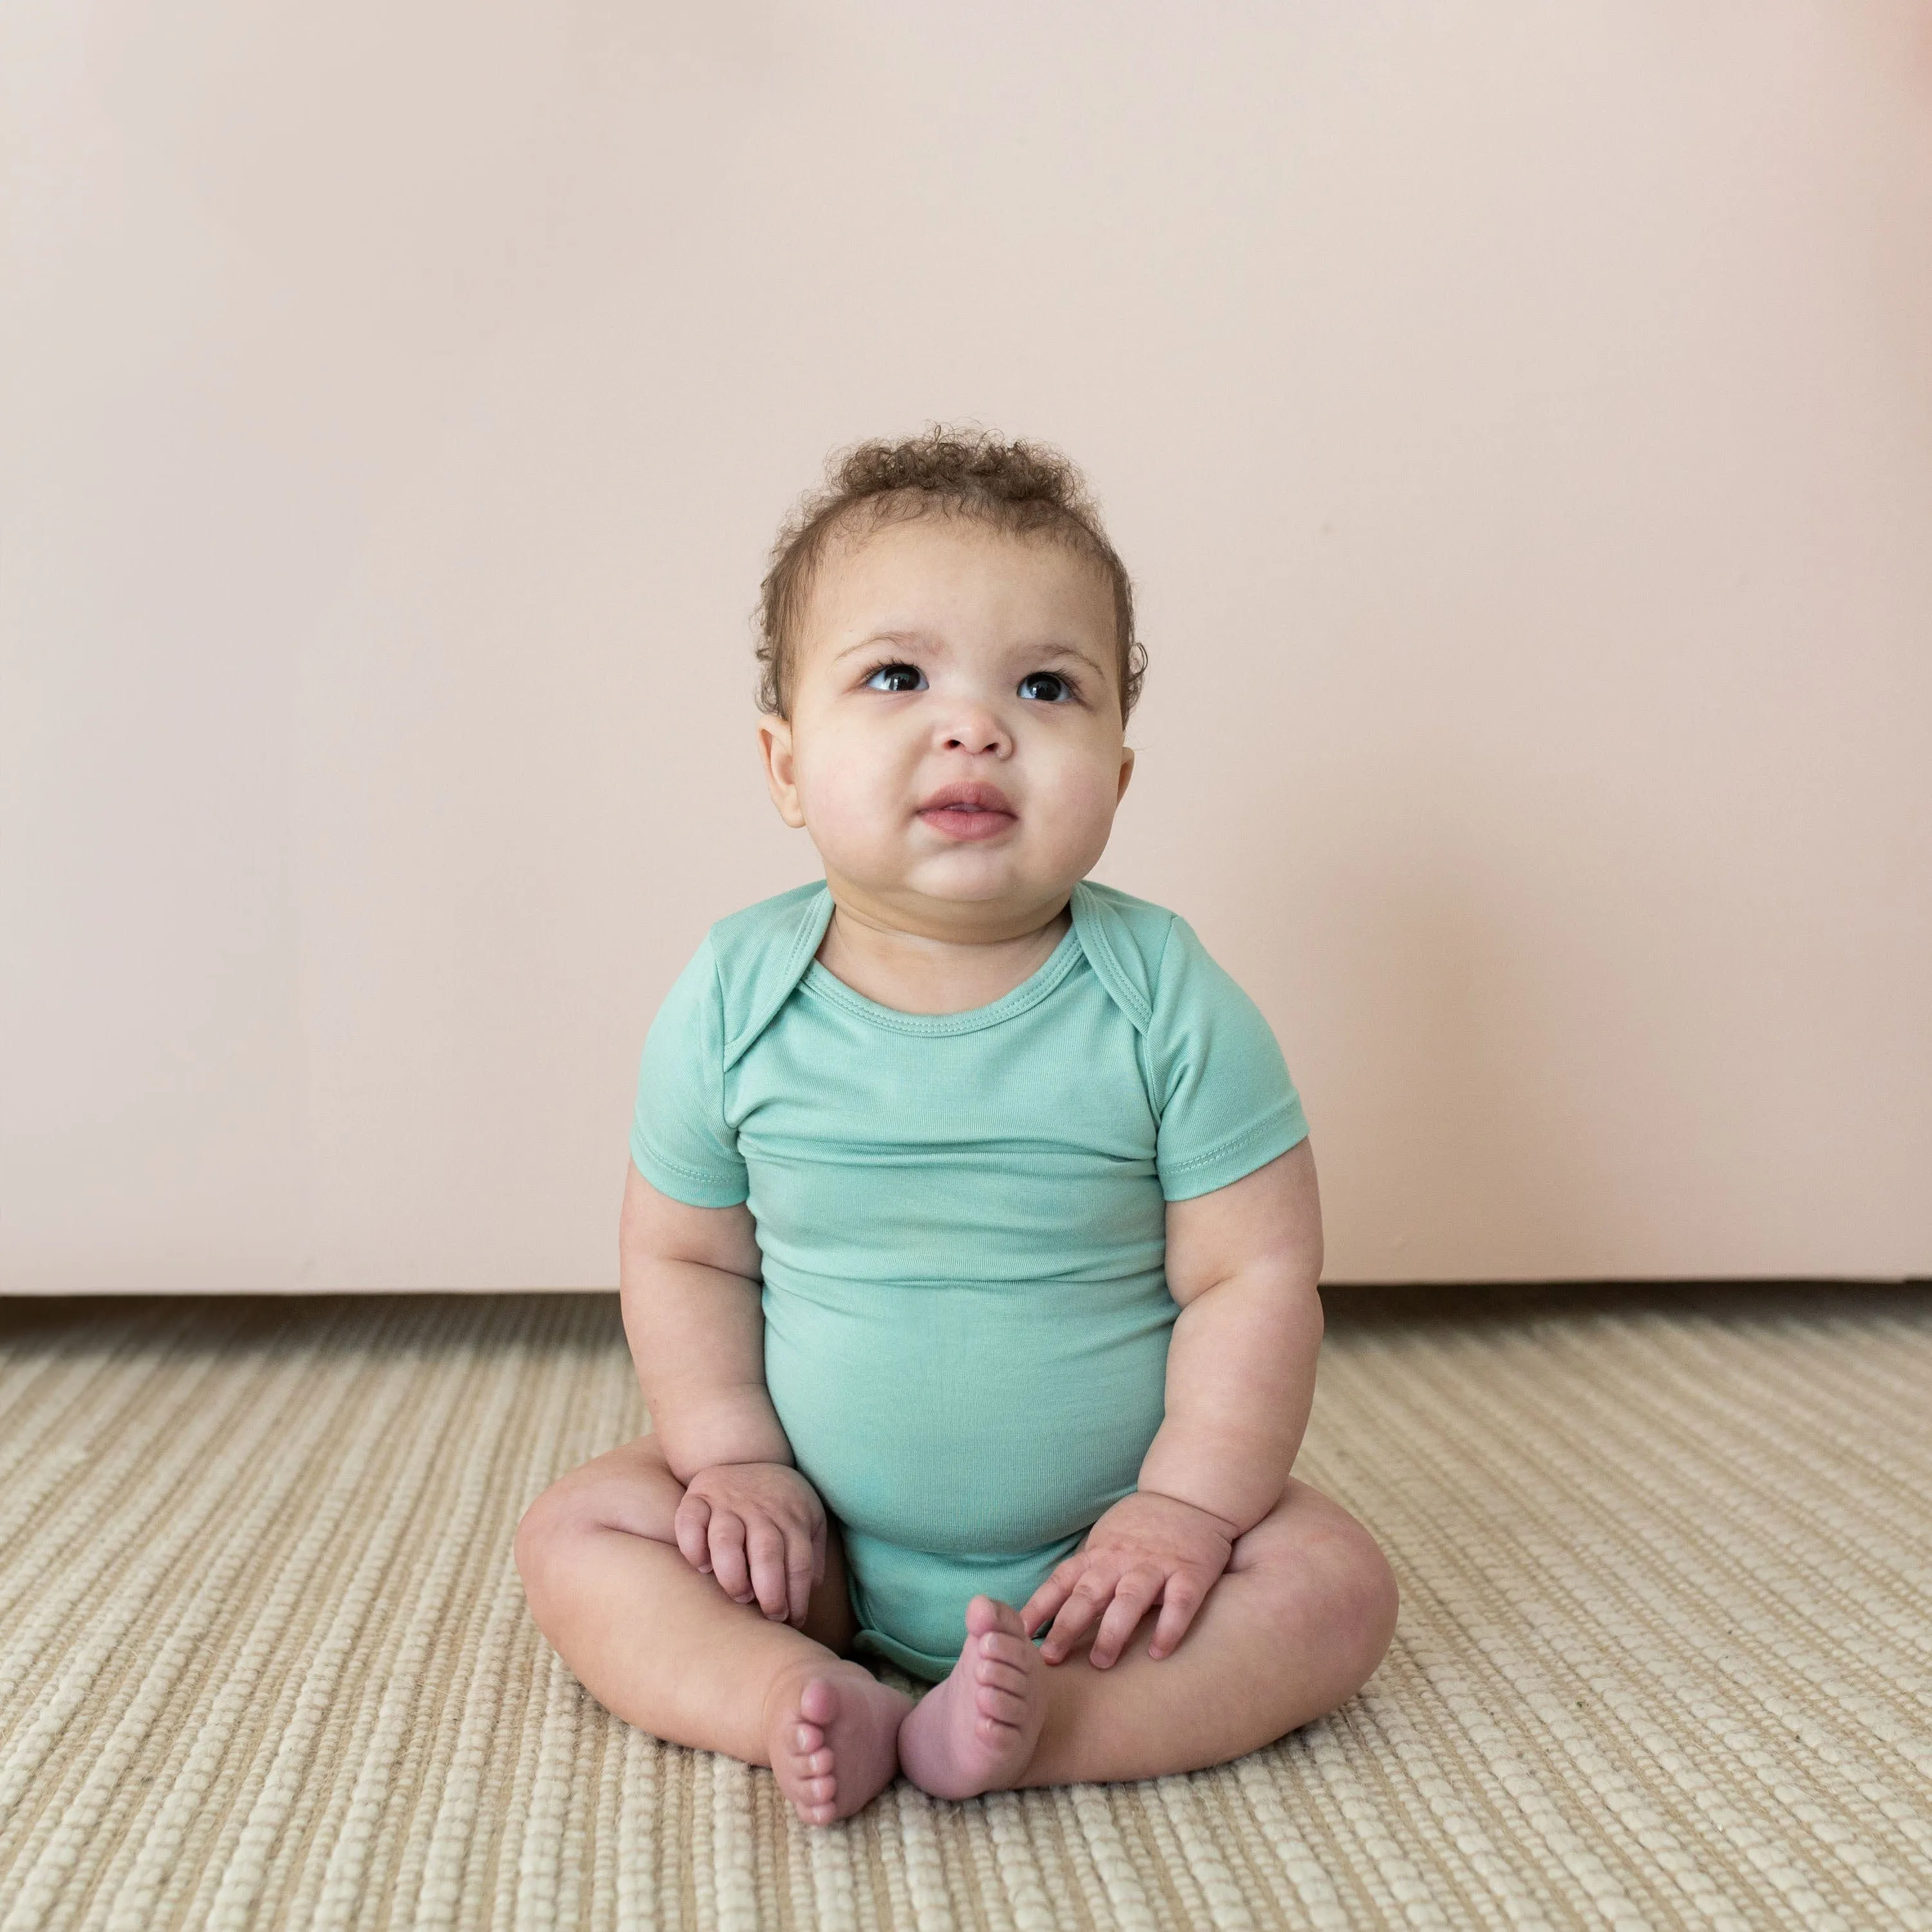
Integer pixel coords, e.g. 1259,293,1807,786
915,781,1017,842
918,802,1017,842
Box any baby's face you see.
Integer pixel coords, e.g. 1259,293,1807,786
757,515,1135,933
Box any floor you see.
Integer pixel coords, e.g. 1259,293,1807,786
0,1283,1927,1929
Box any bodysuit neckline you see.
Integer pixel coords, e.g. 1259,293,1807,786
799,895,1088,1037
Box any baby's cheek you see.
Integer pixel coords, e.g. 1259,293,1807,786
1035,761,1123,860
797,762,898,860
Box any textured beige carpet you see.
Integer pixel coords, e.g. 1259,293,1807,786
1,1287,1927,1931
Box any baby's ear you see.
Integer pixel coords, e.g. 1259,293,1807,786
1117,745,1136,801
756,714,808,829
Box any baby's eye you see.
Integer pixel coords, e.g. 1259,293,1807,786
863,661,927,694
1018,671,1075,703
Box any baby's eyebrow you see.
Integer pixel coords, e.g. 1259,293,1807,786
834,629,938,663
1022,641,1108,679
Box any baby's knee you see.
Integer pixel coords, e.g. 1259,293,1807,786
1338,1531,1399,1665
514,1485,594,1612
513,1486,576,1595
1287,1517,1398,1685
513,1441,685,1594
1242,1495,1398,1680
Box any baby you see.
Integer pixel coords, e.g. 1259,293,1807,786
516,428,1398,1825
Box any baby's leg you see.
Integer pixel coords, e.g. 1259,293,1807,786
515,1433,914,1824
898,1476,1396,1796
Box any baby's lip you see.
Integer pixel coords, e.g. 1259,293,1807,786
917,782,1016,815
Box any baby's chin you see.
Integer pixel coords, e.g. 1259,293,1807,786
822,848,1081,921
899,842,1112,913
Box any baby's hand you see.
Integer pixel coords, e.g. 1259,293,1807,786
673,1461,827,1627
1021,1490,1238,1669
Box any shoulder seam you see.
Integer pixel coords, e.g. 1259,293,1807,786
1152,909,1181,999
1071,880,1156,1036
1141,912,1182,1119
706,934,728,1135
715,881,835,1072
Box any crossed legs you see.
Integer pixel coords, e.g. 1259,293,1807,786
514,1432,1397,1823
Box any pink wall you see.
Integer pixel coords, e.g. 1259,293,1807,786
3,1,1928,1289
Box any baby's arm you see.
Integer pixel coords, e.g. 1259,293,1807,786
620,1161,825,1624
1141,1135,1324,1530
1023,1138,1324,1667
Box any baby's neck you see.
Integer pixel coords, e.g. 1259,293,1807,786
814,895,1073,1016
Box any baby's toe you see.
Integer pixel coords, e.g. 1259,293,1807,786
974,1654,1030,1696
799,1678,840,1727
976,1631,1036,1672
965,1595,1028,1642
974,1681,1028,1727
792,1721,824,1757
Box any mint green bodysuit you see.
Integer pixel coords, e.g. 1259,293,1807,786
629,877,1308,1681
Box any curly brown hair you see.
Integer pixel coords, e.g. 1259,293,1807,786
755,424,1146,723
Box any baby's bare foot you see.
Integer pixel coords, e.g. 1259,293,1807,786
765,1660,913,1826
896,1596,1048,1800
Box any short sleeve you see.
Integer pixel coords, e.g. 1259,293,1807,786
629,936,750,1208
1148,916,1309,1202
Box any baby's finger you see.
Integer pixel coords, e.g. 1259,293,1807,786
786,1527,817,1627
744,1517,790,1620
1147,1575,1211,1661
1020,1558,1086,1638
673,1493,714,1574
1041,1572,1113,1662
706,1510,753,1604
1087,1567,1165,1670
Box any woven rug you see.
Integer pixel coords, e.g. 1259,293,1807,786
0,1286,1926,1931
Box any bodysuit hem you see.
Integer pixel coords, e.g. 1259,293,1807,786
850,1627,955,1684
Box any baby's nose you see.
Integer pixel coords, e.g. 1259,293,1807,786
938,710,1009,755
